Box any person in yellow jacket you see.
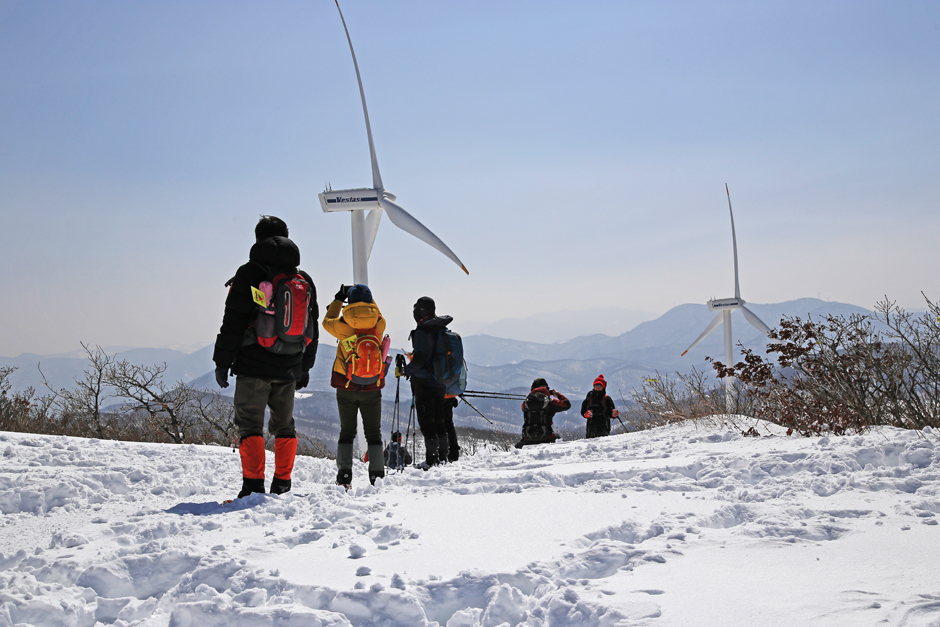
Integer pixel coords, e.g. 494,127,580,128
322,284,388,487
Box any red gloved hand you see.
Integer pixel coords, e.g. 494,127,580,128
584,410,593,418
612,409,619,418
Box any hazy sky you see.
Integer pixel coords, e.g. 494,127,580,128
1,1,938,357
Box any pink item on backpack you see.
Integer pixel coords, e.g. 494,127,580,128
381,335,391,362
260,281,274,314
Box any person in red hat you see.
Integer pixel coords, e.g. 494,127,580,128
580,374,619,438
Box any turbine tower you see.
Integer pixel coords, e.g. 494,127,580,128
681,184,772,407
319,1,468,286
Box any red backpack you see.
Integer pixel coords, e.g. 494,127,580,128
246,270,316,355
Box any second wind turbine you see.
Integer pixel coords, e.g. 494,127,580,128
682,184,773,406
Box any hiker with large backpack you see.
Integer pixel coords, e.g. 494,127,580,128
515,377,571,448
581,374,619,439
383,431,412,469
322,283,390,487
213,216,319,499
403,296,462,468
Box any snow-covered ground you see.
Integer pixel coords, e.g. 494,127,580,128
1,418,939,627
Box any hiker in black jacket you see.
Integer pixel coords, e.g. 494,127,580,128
213,216,319,499
581,374,619,439
403,296,451,468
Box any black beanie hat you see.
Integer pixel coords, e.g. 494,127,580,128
413,296,436,322
531,378,548,390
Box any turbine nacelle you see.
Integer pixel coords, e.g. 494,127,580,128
319,188,396,213
707,297,745,312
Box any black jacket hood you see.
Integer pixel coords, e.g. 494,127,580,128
249,236,300,270
417,314,453,331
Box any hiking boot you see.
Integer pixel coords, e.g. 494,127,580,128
336,469,352,487
270,477,291,495
237,478,265,499
415,461,432,471
369,470,384,486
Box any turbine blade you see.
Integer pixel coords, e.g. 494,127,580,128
681,312,724,356
740,305,773,336
726,183,740,300
379,196,469,274
334,1,383,191
363,208,382,262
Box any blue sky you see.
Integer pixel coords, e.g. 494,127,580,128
1,1,938,357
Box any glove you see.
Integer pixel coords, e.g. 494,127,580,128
296,370,310,390
584,410,592,418
612,409,619,418
335,284,350,302
215,366,229,389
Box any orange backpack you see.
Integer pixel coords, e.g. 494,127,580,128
341,329,389,386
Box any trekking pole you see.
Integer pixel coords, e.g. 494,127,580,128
614,388,630,433
456,394,494,425
407,397,416,469
461,390,527,401
391,365,401,470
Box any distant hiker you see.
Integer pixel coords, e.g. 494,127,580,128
384,431,413,469
323,283,390,487
213,215,319,499
403,296,455,468
581,374,619,439
443,396,460,462
515,378,571,448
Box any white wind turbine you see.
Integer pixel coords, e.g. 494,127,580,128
682,184,772,406
318,1,468,286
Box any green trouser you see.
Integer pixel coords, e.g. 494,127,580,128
233,376,296,439
336,388,384,474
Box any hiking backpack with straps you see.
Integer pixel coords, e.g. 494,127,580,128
431,328,464,389
340,330,390,387
244,265,316,355
522,390,553,441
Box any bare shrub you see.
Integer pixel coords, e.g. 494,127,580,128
40,343,117,439
0,367,60,435
190,389,237,446
870,295,940,429
297,433,335,459
453,426,518,455
105,359,202,444
712,296,940,436
555,425,584,442
622,369,757,433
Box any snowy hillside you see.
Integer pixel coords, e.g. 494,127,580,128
2,420,939,626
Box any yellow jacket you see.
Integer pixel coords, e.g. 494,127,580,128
322,299,387,389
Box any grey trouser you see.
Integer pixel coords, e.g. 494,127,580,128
234,376,296,440
336,388,383,445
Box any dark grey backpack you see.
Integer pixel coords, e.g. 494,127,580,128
522,391,553,441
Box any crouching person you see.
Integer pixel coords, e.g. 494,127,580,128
323,284,389,488
384,431,413,470
515,378,571,448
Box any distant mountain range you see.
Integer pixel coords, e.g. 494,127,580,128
459,306,657,344
2,299,875,434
